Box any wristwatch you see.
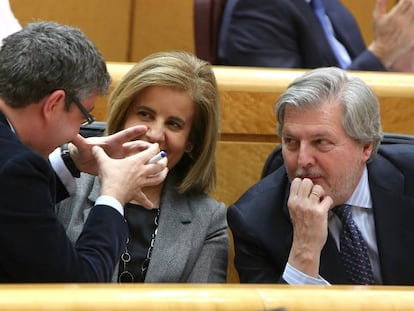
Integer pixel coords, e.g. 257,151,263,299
60,143,80,178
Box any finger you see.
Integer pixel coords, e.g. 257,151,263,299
145,167,169,185
69,134,88,155
71,133,87,146
373,0,387,19
133,191,154,210
110,125,148,143
321,195,334,212
129,142,160,162
309,184,324,200
298,178,313,199
390,0,414,20
91,145,109,164
289,177,301,196
122,140,153,156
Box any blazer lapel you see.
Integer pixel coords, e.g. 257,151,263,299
144,174,194,282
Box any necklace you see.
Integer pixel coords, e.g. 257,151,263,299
118,207,160,283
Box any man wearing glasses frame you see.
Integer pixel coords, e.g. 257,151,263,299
0,21,168,282
71,95,95,126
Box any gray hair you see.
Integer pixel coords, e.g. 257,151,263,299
275,67,383,160
0,21,110,108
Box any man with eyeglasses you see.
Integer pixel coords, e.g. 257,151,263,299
0,21,168,282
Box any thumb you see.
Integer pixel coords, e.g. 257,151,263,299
92,145,109,164
70,133,87,149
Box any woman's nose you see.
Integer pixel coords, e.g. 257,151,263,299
145,123,165,142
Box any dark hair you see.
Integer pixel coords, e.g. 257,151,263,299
0,21,110,108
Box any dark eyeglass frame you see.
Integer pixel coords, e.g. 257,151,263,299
71,96,95,126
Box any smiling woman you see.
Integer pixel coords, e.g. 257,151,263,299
56,51,229,284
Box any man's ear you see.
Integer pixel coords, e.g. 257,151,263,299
362,142,373,162
41,90,66,122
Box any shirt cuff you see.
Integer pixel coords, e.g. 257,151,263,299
283,263,330,285
49,147,76,194
95,195,124,217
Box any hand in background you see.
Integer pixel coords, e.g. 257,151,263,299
368,0,414,70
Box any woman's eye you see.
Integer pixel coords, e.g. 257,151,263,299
137,110,153,120
167,121,183,130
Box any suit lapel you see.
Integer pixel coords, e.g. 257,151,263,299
368,156,414,284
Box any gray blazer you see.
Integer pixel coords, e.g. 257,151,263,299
56,172,229,283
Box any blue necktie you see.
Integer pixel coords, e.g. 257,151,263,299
333,204,375,284
311,0,351,68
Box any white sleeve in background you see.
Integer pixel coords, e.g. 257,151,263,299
0,0,22,45
49,147,77,194
49,147,124,217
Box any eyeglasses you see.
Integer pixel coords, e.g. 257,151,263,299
71,96,95,126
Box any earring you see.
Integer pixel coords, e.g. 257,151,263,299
185,143,194,159
185,143,193,153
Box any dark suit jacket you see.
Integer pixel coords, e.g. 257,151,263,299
218,0,386,71
0,111,128,282
228,144,414,284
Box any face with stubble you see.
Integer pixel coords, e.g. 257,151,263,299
281,101,372,206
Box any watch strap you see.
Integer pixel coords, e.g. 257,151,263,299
60,143,80,178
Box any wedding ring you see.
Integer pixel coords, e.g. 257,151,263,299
310,191,320,198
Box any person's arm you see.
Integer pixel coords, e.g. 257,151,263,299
220,0,305,68
186,202,229,283
0,151,127,282
227,204,286,283
286,178,333,279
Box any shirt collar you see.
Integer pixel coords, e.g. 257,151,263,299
344,165,372,209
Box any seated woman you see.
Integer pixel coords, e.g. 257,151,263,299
56,51,228,283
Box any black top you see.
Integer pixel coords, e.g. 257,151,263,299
118,203,159,282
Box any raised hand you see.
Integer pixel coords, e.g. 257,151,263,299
92,143,168,209
287,177,333,277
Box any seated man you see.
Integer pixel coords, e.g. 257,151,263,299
228,67,414,285
218,0,414,72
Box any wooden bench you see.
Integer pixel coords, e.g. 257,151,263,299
1,283,414,310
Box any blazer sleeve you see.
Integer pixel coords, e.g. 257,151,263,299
0,151,127,282
227,202,286,283
347,50,386,71
186,202,229,283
